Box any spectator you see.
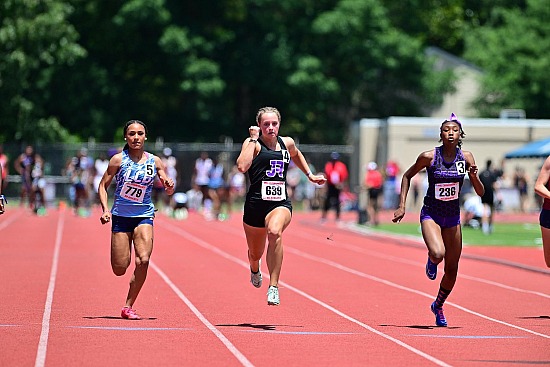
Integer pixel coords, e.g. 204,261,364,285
66,148,93,216
383,159,400,209
513,166,529,212
479,159,502,234
321,152,349,222
0,145,8,192
228,164,246,214
93,152,110,206
462,194,490,230
193,151,213,214
364,162,383,226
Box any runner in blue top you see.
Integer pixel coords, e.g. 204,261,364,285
236,107,326,306
392,113,484,327
98,120,175,320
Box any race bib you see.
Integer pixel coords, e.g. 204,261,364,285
121,181,147,203
435,182,459,201
261,181,286,201
455,160,467,175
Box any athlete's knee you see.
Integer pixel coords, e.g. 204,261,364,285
111,265,127,276
429,249,445,262
266,226,283,243
135,255,150,268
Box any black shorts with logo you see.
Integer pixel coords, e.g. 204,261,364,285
243,198,292,228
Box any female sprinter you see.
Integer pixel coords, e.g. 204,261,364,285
392,113,484,326
236,107,326,306
533,157,550,267
98,120,174,319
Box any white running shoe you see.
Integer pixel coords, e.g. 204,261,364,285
267,285,280,306
250,260,262,288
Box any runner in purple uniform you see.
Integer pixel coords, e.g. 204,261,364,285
392,113,484,327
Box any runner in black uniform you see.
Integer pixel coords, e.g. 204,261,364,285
236,107,326,305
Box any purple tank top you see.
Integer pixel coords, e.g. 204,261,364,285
424,146,467,217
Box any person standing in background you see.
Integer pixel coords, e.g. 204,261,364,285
0,145,8,192
364,162,383,226
0,163,6,215
193,151,213,216
513,166,529,213
321,152,348,222
15,145,36,209
479,159,502,234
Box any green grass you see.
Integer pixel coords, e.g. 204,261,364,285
365,222,542,247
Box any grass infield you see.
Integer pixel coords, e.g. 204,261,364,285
364,222,542,247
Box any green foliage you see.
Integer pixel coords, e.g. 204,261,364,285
464,0,550,117
1,0,546,144
0,0,86,143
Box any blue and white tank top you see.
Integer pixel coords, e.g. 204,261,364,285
112,150,157,217
423,146,467,217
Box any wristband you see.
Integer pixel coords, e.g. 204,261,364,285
0,195,7,204
306,171,312,177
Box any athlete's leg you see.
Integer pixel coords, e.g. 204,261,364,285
421,219,445,265
264,207,291,287
110,232,133,276
541,226,550,267
124,224,153,307
440,225,462,291
243,223,267,274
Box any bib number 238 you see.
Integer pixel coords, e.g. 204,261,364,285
261,181,286,201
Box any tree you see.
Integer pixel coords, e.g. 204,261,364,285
0,0,86,143
464,0,550,118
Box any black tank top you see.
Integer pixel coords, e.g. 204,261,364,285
246,136,291,201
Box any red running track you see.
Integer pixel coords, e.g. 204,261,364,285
0,206,548,367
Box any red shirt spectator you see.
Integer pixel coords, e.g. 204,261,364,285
365,162,383,189
325,158,349,187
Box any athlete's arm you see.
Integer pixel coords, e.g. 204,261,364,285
393,150,433,223
236,126,260,173
155,156,174,195
98,153,121,224
535,155,550,200
464,151,484,197
283,137,326,185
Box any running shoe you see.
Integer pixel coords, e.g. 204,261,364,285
121,306,140,320
425,258,437,280
431,302,447,327
267,285,280,306
250,260,262,288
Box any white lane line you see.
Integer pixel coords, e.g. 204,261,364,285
159,223,453,367
151,263,254,367
35,211,65,367
0,210,23,230
290,229,550,299
284,246,550,340
215,223,550,339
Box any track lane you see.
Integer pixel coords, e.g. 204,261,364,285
184,212,549,366
1,207,548,366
